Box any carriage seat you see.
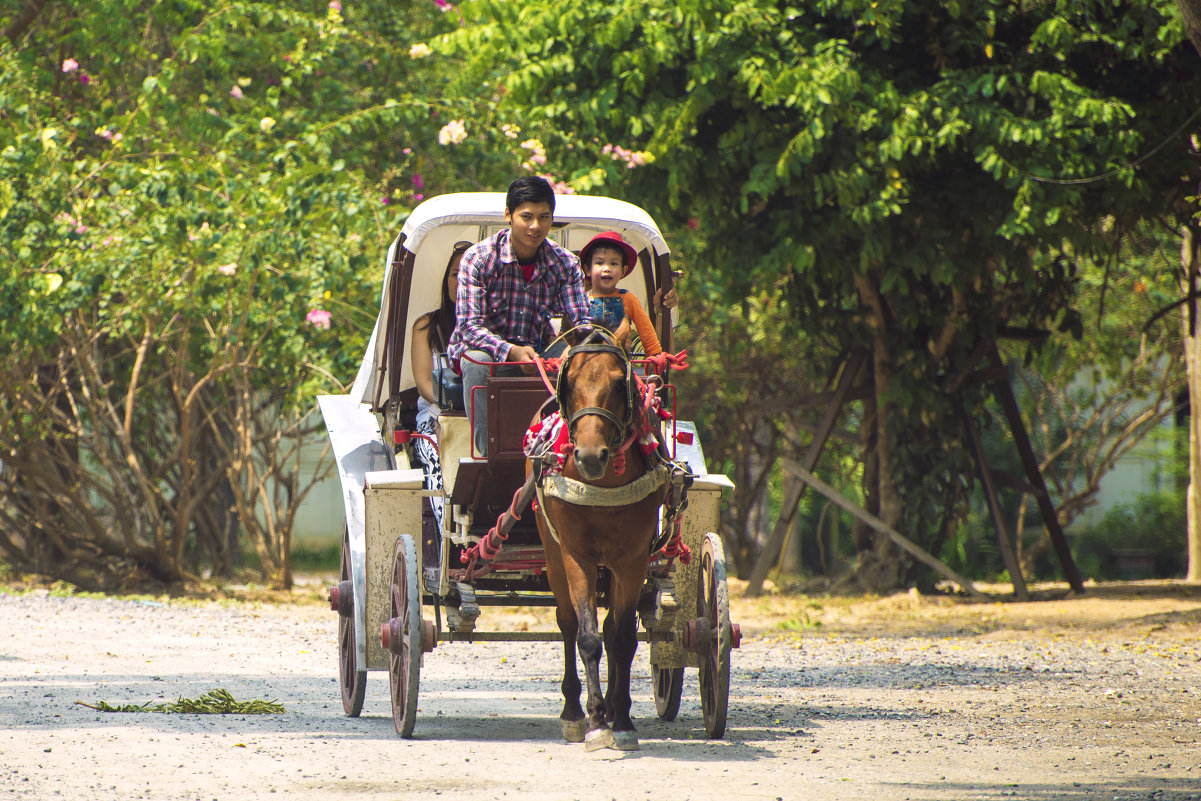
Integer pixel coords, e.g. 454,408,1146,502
446,373,552,526
484,374,553,465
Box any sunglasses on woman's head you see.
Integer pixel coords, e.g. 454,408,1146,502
453,240,473,253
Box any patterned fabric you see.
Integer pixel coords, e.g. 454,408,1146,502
414,410,444,534
523,410,658,477
448,229,591,366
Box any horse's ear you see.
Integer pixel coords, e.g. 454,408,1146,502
564,324,585,348
613,317,632,351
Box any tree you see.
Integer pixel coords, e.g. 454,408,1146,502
1169,0,1201,581
991,235,1184,578
446,0,1201,590
0,0,521,589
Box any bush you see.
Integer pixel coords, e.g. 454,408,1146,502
1071,490,1187,581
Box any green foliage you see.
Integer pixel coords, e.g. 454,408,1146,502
77,688,284,714
0,0,527,589
445,0,1201,584
1072,489,1187,581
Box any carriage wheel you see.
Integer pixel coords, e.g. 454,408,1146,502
696,532,731,739
652,665,683,721
384,535,422,738
336,528,367,717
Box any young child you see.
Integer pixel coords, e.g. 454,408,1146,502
579,231,664,356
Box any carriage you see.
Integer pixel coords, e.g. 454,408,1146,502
318,192,738,743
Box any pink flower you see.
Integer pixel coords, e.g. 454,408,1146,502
438,119,467,146
62,58,79,73
229,86,244,99
402,147,412,155
411,172,424,189
414,193,424,201
382,196,391,206
217,263,238,276
686,217,699,230
538,175,573,195
306,309,332,330
78,72,90,85
329,0,342,9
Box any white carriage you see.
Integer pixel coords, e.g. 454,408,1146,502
319,193,737,739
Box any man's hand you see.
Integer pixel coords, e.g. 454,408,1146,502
507,344,538,363
654,287,679,312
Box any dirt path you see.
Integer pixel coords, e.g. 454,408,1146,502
2,579,1200,801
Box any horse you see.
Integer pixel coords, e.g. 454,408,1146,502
529,320,666,752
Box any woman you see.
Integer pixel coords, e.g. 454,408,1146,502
409,239,471,537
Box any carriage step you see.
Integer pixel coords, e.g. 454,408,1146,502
446,581,480,634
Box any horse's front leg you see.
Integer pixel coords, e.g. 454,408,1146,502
540,529,586,742
561,558,611,751
556,603,585,742
602,570,643,750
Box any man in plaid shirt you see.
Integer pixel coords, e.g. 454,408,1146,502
448,176,592,456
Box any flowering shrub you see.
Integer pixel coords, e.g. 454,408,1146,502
306,309,332,329
602,143,653,169
438,119,467,145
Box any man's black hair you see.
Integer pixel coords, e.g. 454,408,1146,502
506,176,556,214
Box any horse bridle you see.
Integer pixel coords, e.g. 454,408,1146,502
555,331,635,449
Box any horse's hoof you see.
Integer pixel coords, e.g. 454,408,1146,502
561,718,587,743
612,730,640,751
584,728,615,752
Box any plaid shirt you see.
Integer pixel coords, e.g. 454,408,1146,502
448,229,591,365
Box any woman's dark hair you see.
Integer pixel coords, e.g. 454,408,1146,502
506,175,555,214
425,241,470,353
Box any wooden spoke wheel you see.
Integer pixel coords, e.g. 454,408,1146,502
696,532,731,739
652,665,684,721
336,528,366,717
384,535,423,738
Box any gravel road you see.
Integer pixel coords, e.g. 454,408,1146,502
2,587,1200,801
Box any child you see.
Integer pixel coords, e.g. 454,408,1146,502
579,230,665,356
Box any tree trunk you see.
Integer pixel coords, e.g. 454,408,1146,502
1179,0,1201,57
852,274,903,591
1181,224,1201,581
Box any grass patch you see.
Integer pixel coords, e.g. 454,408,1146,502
77,688,284,714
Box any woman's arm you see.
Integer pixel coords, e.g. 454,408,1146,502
411,314,437,404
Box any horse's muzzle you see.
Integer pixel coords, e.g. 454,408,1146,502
573,444,610,481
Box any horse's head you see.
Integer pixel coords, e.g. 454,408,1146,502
557,319,634,481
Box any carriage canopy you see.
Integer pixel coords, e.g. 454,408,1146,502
349,193,675,411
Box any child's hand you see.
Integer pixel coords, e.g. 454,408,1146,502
654,287,679,311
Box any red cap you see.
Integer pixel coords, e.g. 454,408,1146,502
579,231,638,278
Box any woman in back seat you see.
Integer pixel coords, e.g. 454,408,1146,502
410,240,471,536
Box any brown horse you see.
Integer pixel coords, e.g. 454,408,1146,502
530,321,665,751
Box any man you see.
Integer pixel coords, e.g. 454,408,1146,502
448,176,592,456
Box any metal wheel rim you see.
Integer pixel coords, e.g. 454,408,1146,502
338,530,365,717
389,535,422,738
652,665,683,721
697,532,730,738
